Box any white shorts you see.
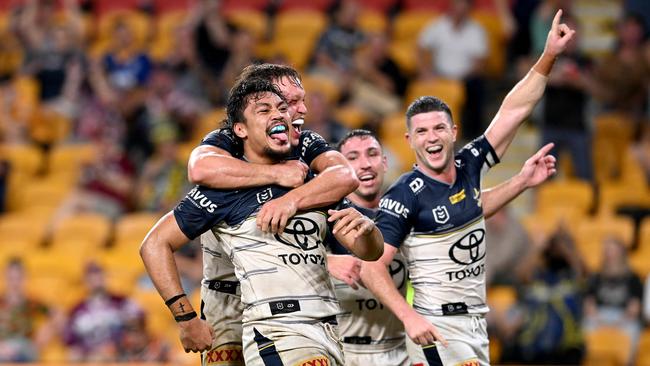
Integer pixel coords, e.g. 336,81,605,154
343,343,410,366
408,314,489,366
200,286,245,366
242,318,345,366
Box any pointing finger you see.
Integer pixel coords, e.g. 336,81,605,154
552,9,563,31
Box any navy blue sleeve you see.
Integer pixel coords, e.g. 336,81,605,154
172,186,229,240
325,199,352,254
375,183,416,248
457,135,499,176
298,130,334,166
199,128,243,157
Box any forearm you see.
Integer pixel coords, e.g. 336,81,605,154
361,258,416,322
340,226,384,261
486,68,548,156
139,213,196,313
286,165,358,210
189,152,278,188
481,175,526,218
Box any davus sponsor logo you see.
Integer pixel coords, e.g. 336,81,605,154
187,187,217,213
379,198,409,218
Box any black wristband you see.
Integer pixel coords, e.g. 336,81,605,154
175,311,197,322
165,293,186,307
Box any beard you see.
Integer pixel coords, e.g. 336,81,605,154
263,146,292,162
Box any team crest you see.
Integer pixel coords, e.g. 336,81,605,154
454,359,479,366
432,205,450,224
256,188,273,204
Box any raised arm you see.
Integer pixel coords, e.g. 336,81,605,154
360,244,447,346
139,212,213,353
481,143,556,218
485,9,574,158
188,144,307,189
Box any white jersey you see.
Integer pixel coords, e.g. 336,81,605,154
375,135,499,316
214,211,340,323
333,254,408,353
174,184,342,324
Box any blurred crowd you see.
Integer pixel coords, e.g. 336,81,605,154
0,0,648,364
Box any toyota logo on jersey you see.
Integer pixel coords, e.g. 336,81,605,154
274,217,322,251
449,229,485,265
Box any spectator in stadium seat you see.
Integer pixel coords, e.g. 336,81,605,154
64,262,143,362
583,237,643,364
304,89,348,145
117,312,170,362
590,13,649,122
539,13,594,181
0,258,63,363
499,227,586,364
417,0,488,141
350,31,405,120
311,0,365,85
484,208,531,287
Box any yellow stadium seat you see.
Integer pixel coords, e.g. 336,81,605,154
334,105,370,129
635,329,650,366
392,11,439,43
0,212,49,248
225,9,269,40
379,113,414,172
25,274,70,308
104,268,139,296
302,74,341,104
149,11,188,61
0,143,44,177
584,327,632,366
575,215,636,271
405,79,466,126
598,182,650,216
193,109,226,142
48,143,97,177
114,212,160,245
13,180,72,213
536,179,594,215
51,213,113,250
388,39,418,76
592,113,635,184
132,290,176,336
274,10,327,41
271,35,318,71
358,10,387,34
11,76,39,121
471,10,507,78
101,246,146,279
28,108,71,146
39,338,68,363
487,285,516,314
629,217,650,277
620,148,648,189
25,246,91,284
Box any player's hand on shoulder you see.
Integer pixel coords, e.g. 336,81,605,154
328,208,375,238
403,311,448,347
178,317,214,353
327,254,362,289
274,160,309,188
257,195,298,234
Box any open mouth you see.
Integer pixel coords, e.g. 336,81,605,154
358,172,376,184
426,145,443,158
268,123,289,144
